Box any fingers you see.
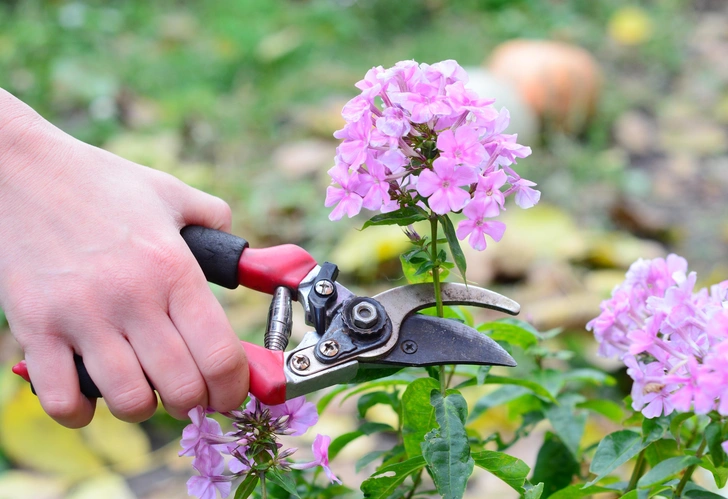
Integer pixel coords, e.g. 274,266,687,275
155,173,232,232
23,339,96,428
125,313,208,419
78,331,157,423
168,269,249,413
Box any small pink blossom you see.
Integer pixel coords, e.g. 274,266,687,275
509,177,541,209
436,125,486,168
456,201,506,251
416,157,476,215
290,434,341,484
180,406,224,457
325,167,365,221
472,169,507,217
255,395,319,436
187,446,232,499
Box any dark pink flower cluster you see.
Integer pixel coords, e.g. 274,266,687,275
588,255,728,422
326,59,539,251
180,396,339,499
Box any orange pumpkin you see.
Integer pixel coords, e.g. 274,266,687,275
487,39,602,133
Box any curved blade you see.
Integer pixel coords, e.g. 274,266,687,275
359,282,519,360
366,314,516,368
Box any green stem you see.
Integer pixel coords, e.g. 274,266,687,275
430,215,447,395
404,469,424,499
674,437,708,497
626,448,647,492
261,472,267,499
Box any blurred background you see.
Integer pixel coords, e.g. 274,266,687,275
1,0,727,497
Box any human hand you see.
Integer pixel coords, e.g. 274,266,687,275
0,89,249,428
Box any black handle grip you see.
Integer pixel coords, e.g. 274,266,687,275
180,226,248,289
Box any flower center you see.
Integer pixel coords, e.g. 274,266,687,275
442,181,450,188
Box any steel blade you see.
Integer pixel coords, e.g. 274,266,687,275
366,314,516,368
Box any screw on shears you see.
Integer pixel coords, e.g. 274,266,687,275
319,340,340,358
314,279,335,296
291,354,311,371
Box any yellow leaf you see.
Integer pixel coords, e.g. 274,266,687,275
608,6,654,46
0,386,151,478
80,400,152,475
0,386,105,478
0,470,68,499
66,473,136,499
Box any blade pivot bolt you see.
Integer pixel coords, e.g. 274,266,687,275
314,280,335,296
291,354,311,371
401,340,418,354
352,302,378,329
319,340,340,357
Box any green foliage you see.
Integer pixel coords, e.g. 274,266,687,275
422,391,474,499
471,450,530,492
587,430,646,486
531,433,580,498
401,378,439,459
362,207,428,230
360,456,426,499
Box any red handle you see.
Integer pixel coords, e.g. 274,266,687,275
238,245,317,296
12,340,289,407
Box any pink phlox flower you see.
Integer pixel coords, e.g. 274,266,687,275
647,272,697,329
376,148,408,174
355,65,385,92
416,157,476,215
707,309,728,340
445,81,497,121
482,108,511,137
666,359,717,414
361,157,393,211
259,395,319,436
391,82,451,124
436,125,486,168
376,106,412,138
188,446,231,499
227,450,251,475
424,59,469,86
508,177,541,209
627,314,661,356
472,169,507,217
456,200,506,251
379,60,421,92
492,134,532,166
626,357,675,417
290,435,341,484
333,114,372,168
180,406,224,457
342,95,374,123
710,280,728,303
325,167,365,221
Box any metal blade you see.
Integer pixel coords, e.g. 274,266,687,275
366,314,516,368
359,282,520,360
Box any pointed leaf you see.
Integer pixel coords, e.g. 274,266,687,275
483,375,557,403
532,433,579,497
642,415,669,443
329,423,393,461
524,482,545,499
547,484,616,499
587,430,646,486
698,456,728,489
471,450,530,492
545,401,586,460
360,456,426,499
469,385,530,422
477,321,540,350
438,215,466,281
422,390,474,499
705,420,725,469
644,439,681,467
267,469,301,498
576,400,625,424
362,207,428,229
401,378,439,459
637,455,701,489
234,474,259,499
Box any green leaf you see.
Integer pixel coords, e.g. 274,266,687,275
356,450,387,473
477,321,540,350
483,375,558,403
619,491,638,499
401,254,433,284
341,378,414,402
576,400,625,424
642,415,670,443
587,430,646,486
545,400,587,460
547,484,616,499
438,215,466,281
683,482,727,498
401,378,439,459
524,482,545,499
316,385,352,413
699,455,728,489
637,455,701,488
469,385,530,422
532,433,580,498
669,412,695,445
234,474,259,499
360,456,426,499
267,469,300,498
471,450,530,492
362,206,428,229
349,366,406,384
329,423,393,461
358,391,399,418
562,368,615,387
705,420,725,469
422,390,474,499
644,439,681,467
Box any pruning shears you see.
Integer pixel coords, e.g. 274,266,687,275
13,226,519,406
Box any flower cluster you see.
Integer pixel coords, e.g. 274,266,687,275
588,255,728,421
325,59,540,251
180,396,339,499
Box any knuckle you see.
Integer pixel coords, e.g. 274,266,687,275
163,376,207,412
42,397,81,422
201,341,245,385
107,382,156,422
